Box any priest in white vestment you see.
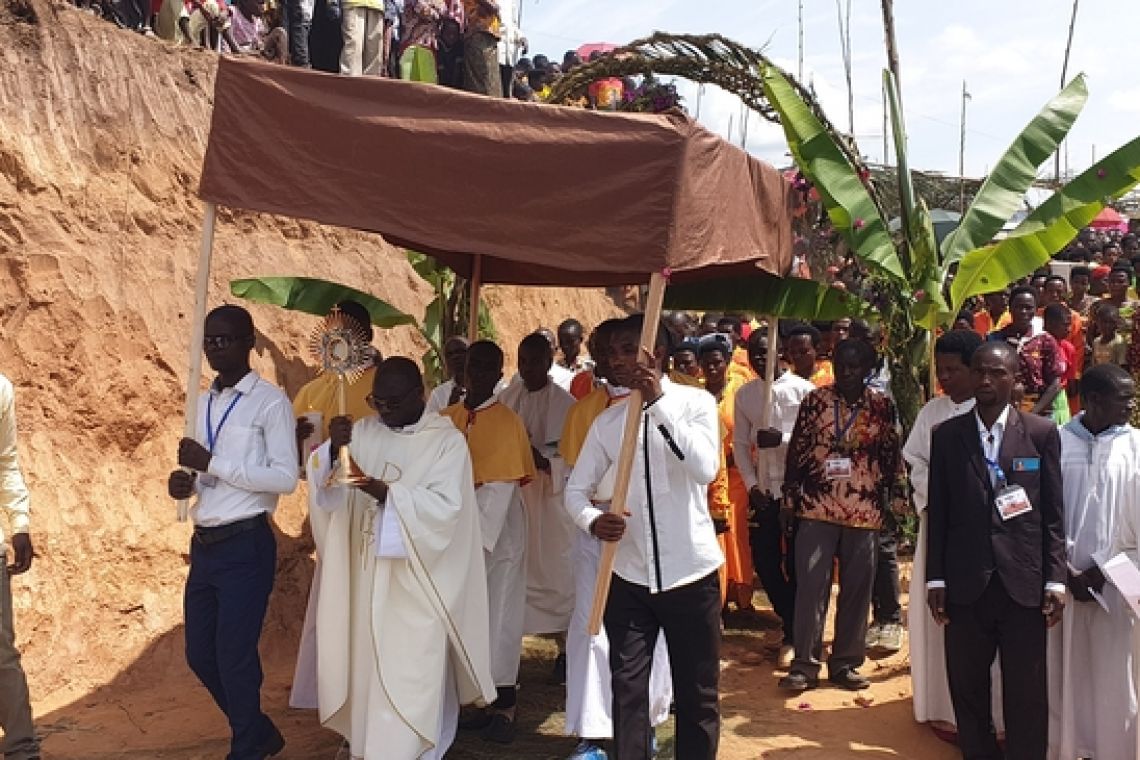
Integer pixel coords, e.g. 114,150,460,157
500,334,579,637
1055,363,1139,760
903,330,1004,736
307,358,496,760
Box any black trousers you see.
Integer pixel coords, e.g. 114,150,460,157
871,525,901,625
605,572,721,760
185,517,278,760
750,495,795,642
945,577,1048,760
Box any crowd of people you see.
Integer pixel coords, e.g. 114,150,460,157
79,0,631,108
2,226,1139,760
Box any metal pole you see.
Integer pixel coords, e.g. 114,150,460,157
1056,0,1080,183
959,81,968,214
588,272,669,635
798,0,805,82
178,202,218,522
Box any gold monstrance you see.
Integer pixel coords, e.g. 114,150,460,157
309,307,372,485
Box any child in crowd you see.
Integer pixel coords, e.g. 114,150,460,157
1091,303,1129,368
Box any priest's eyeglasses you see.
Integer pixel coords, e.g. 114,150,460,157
366,387,418,412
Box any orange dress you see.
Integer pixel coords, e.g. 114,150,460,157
707,374,754,610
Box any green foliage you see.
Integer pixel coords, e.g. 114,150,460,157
406,251,497,385
761,66,903,281
228,277,415,327
951,136,1140,311
664,272,870,321
941,75,1089,272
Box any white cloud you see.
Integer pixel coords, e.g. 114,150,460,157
1108,87,1140,114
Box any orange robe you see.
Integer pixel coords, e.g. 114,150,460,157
707,374,754,610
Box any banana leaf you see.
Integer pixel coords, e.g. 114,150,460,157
760,65,904,281
664,272,871,321
941,75,1088,272
950,136,1140,312
909,200,948,330
883,70,916,269
229,276,416,327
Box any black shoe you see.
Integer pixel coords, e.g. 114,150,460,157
257,722,285,758
458,707,492,730
829,668,870,691
481,712,516,744
551,652,567,685
778,671,818,692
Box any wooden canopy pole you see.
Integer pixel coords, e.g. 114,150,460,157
468,254,483,343
588,271,669,635
756,316,778,494
177,202,218,522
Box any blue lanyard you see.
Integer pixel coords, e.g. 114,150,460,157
833,400,861,446
206,392,243,453
980,433,1007,488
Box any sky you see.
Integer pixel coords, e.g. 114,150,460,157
521,0,1139,179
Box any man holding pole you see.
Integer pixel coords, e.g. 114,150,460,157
167,305,299,760
565,314,723,760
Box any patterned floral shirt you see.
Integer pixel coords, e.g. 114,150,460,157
783,385,904,530
988,330,1063,396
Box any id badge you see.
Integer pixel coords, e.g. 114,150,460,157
825,456,853,480
995,485,1032,521
199,473,218,489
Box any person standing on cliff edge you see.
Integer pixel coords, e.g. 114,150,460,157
168,305,299,760
0,372,40,760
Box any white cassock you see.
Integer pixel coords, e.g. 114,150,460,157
904,396,1005,731
549,364,576,394
500,380,578,634
1054,418,1139,760
308,415,496,760
479,479,527,687
564,459,673,739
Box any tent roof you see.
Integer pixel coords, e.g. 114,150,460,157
198,57,794,287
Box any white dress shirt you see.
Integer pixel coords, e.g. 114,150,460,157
733,371,816,495
193,371,299,527
564,378,723,594
0,375,30,550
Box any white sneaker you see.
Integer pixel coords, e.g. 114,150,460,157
777,643,795,668
334,740,351,760
865,622,883,649
877,622,904,652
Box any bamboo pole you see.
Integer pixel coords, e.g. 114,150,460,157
468,254,483,343
177,202,218,522
588,272,669,635
1056,0,1080,183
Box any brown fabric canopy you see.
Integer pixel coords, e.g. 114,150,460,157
199,57,794,286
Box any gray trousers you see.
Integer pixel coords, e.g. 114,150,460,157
0,560,38,760
790,519,876,679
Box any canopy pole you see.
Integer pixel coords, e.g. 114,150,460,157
468,254,483,343
756,316,778,494
588,271,668,636
177,202,218,523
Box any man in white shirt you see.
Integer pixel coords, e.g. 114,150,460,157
168,305,299,760
425,336,470,415
1055,363,1138,760
733,328,814,666
565,314,722,760
0,374,39,760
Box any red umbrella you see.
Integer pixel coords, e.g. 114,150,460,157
1090,206,1129,232
577,42,618,60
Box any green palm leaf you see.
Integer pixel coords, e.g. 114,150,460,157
664,272,869,321
229,276,416,328
950,136,1140,311
941,75,1088,272
760,65,904,281
909,200,948,330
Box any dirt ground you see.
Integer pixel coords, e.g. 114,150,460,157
31,562,959,760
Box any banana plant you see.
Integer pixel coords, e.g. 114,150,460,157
229,276,415,327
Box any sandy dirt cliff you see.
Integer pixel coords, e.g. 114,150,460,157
0,0,622,704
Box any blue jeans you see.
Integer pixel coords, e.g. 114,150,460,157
184,517,277,760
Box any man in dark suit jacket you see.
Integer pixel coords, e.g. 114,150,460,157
926,341,1066,760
